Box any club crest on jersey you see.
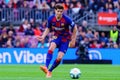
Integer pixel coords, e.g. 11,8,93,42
61,23,64,27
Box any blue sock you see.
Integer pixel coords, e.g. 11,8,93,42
46,50,53,68
49,59,61,72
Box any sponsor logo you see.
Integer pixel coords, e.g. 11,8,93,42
52,36,57,39
71,22,75,26
99,16,117,22
54,27,65,30
52,26,65,31
88,50,102,60
0,50,46,64
98,12,117,25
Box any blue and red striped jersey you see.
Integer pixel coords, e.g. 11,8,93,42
47,14,75,41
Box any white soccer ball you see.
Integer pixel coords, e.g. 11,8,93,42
70,68,81,79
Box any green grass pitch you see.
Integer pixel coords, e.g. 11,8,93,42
0,64,120,80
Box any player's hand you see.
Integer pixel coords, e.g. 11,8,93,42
69,40,75,48
36,36,44,42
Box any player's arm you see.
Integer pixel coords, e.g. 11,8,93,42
36,28,50,41
41,28,50,39
37,16,51,41
71,24,77,42
69,25,77,47
67,16,77,47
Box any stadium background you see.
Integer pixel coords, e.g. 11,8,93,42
0,0,120,80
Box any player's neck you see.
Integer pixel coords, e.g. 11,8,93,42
56,15,62,21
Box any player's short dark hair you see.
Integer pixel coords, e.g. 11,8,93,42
55,3,64,10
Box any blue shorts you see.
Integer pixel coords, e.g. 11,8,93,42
51,36,69,53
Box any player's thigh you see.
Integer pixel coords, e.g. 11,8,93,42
49,42,57,51
59,41,69,53
49,37,60,51
57,51,65,60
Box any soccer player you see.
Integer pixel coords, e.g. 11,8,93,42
37,3,77,78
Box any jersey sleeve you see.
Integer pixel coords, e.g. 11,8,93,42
67,17,75,28
66,16,75,32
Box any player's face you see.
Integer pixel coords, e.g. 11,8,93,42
55,9,63,18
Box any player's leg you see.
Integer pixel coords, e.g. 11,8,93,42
46,41,69,78
40,42,56,74
49,51,64,72
46,51,64,78
46,42,57,68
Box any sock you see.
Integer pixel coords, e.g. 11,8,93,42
46,50,53,68
49,59,61,72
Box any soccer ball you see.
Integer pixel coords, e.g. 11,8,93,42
70,68,81,79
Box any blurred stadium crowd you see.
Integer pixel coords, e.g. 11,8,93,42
0,0,120,48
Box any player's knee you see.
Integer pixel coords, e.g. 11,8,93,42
49,42,56,51
48,50,53,54
57,57,62,61
57,52,64,61
48,47,54,51
56,58,62,62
